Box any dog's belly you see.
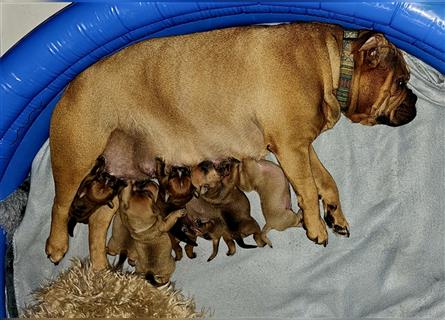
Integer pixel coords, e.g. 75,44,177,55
149,123,267,165
102,120,265,180
117,103,267,163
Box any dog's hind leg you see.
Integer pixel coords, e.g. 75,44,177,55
224,237,236,256
309,146,350,237
207,238,220,262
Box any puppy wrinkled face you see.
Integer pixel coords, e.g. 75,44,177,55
190,158,240,197
167,166,193,198
133,179,159,202
191,161,224,197
349,33,417,127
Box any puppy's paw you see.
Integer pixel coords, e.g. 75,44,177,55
187,252,197,259
324,204,350,238
262,234,273,248
45,236,68,264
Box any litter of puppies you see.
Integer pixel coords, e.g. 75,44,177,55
69,155,302,285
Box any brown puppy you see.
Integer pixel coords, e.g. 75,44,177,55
109,180,184,285
191,158,305,246
47,23,417,268
187,159,266,261
67,156,127,237
155,159,197,260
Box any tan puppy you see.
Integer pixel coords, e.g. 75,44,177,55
111,180,184,285
237,158,305,240
47,23,417,268
67,156,127,237
188,159,267,260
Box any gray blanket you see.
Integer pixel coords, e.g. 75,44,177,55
13,53,444,318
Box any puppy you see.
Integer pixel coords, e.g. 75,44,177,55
237,158,304,240
155,158,197,260
67,156,127,237
187,159,265,261
109,180,184,285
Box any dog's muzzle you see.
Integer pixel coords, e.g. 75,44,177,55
377,89,417,127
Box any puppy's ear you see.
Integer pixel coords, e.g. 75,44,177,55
198,160,213,174
147,182,159,202
90,157,102,176
359,33,390,68
155,157,165,177
215,159,232,176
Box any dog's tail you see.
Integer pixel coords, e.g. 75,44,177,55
234,237,256,249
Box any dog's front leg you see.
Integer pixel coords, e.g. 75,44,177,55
309,146,350,237
88,198,118,271
274,142,328,246
159,210,186,232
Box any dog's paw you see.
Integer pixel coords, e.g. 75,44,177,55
303,218,328,247
45,236,68,264
324,204,350,238
187,252,197,259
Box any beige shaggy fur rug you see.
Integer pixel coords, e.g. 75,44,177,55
22,259,205,318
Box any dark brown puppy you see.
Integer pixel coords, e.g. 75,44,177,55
155,158,197,261
47,23,417,268
187,159,265,261
67,156,127,237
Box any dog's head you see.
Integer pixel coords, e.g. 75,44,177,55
156,158,194,202
345,32,417,127
190,158,240,197
190,217,216,240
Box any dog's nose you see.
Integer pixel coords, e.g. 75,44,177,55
392,95,417,126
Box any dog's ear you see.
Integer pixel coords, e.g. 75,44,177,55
146,182,159,202
198,160,213,174
155,157,165,177
215,159,233,176
359,33,390,69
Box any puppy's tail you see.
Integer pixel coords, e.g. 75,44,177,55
67,217,77,237
234,237,256,249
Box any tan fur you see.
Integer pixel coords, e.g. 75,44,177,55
47,23,416,267
23,259,205,318
237,158,303,238
113,181,184,284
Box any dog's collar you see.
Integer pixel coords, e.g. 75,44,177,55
336,30,360,113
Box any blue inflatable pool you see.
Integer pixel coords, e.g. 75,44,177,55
1,2,444,316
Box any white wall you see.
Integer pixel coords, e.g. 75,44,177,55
1,2,69,55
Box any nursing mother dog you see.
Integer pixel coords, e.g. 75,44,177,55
46,22,417,270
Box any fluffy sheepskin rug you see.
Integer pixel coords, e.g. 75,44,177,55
23,259,205,318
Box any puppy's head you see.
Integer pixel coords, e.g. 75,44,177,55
133,179,159,203
191,158,240,197
191,217,216,240
156,158,194,202
346,32,417,127
83,172,127,208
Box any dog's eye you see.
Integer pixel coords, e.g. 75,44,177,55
397,79,405,87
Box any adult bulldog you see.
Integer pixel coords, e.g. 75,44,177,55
46,23,416,270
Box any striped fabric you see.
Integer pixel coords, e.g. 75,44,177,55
337,30,359,112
